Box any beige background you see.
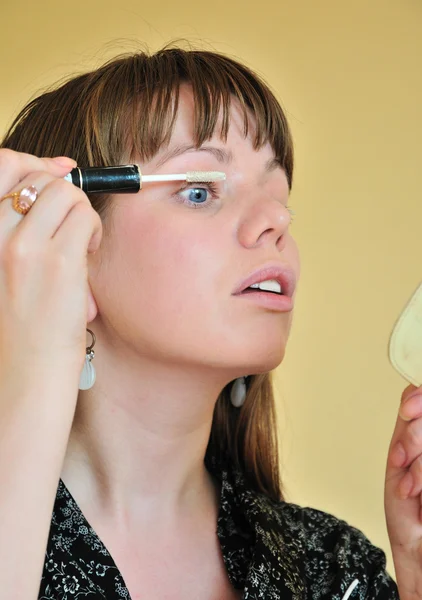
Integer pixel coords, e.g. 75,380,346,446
2,0,422,582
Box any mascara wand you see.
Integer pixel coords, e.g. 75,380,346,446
64,164,226,194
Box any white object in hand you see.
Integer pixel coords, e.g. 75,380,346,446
389,281,422,387
141,171,226,183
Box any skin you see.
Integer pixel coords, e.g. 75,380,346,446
55,85,422,599
60,86,301,542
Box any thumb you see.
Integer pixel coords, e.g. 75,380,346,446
399,384,422,421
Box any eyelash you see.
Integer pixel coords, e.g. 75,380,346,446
173,183,296,222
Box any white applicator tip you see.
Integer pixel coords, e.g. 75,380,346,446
185,171,226,183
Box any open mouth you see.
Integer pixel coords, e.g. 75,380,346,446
240,288,284,295
234,283,294,312
239,279,285,296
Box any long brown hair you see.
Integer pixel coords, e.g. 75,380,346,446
1,45,294,502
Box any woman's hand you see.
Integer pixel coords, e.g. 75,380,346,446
385,383,422,598
0,149,103,377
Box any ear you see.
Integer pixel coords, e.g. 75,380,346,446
87,281,98,324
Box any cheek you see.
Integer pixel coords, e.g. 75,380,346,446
117,211,218,312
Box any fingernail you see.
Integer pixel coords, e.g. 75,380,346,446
52,156,77,168
399,412,413,422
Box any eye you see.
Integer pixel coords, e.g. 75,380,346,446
183,188,209,204
174,183,218,209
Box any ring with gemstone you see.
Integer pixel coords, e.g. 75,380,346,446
0,185,39,215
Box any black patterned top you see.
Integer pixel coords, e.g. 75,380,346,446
38,451,399,599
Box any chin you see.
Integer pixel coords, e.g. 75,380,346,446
239,345,287,375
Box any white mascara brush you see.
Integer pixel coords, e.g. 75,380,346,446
64,164,226,194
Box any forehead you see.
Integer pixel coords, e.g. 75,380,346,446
147,85,282,175
169,84,259,146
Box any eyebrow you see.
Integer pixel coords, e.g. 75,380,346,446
155,143,283,174
155,144,232,168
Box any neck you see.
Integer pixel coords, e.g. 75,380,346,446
60,337,234,530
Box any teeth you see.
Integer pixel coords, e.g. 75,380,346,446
249,279,283,294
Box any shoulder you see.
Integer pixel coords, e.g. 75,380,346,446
251,493,399,598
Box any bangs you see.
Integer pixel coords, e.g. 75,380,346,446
1,47,294,187
127,50,293,187
82,49,293,186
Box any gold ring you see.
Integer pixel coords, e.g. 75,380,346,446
0,185,39,215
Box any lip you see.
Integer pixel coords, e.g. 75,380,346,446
234,290,294,312
232,263,297,298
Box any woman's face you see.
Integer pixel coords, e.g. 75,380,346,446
89,85,300,378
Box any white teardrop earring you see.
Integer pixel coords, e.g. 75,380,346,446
230,376,248,407
79,328,96,390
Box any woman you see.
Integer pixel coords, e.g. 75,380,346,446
0,46,418,599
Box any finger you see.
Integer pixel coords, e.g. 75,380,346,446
1,171,102,259
0,148,76,197
4,173,92,247
405,452,422,497
399,393,422,423
390,410,422,499
387,388,422,472
401,383,421,404
389,385,422,446
0,172,87,248
0,172,57,245
398,413,422,467
52,200,103,260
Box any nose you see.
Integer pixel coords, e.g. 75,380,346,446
237,194,292,251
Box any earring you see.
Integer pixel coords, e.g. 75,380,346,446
230,376,248,407
79,328,96,390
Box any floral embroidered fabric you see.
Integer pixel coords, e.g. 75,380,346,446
38,451,399,599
